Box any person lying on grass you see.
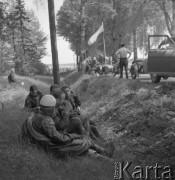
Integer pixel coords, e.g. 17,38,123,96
24,85,43,111
21,94,115,158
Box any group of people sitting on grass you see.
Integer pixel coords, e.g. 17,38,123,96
21,84,115,160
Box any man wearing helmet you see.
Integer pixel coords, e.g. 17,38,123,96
21,95,115,158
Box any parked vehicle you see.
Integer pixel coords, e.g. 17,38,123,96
131,35,175,83
145,35,175,83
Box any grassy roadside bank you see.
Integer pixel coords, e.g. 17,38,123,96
77,76,175,168
0,73,114,180
1,74,175,179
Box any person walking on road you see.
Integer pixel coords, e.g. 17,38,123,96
115,43,131,79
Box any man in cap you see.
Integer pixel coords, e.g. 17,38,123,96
21,95,115,158
115,43,131,79
25,85,43,111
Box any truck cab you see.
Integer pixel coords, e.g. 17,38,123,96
146,35,175,83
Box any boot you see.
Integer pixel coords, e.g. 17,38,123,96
91,142,115,158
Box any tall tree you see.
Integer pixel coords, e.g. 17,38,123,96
13,0,31,58
24,10,47,63
152,0,175,37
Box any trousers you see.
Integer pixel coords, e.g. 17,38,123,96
119,58,128,79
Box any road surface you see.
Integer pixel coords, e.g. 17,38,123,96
113,73,175,84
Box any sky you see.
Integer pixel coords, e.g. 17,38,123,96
25,0,76,65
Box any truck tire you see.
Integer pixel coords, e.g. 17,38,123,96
150,74,161,83
163,77,168,80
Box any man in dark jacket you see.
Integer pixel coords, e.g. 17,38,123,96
25,85,43,111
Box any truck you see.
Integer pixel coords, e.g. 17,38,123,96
144,35,175,83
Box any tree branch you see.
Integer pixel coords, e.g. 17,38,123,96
154,0,172,36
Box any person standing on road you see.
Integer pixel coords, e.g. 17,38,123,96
115,43,131,79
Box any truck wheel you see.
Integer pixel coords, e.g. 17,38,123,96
163,77,168,80
150,74,161,83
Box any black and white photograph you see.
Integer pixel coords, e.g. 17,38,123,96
0,0,175,179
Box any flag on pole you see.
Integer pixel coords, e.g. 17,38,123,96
88,23,104,45
125,3,143,34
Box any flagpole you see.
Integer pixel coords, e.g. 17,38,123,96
102,22,106,63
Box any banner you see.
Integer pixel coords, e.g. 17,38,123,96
88,23,104,45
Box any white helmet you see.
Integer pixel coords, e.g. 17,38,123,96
40,95,56,107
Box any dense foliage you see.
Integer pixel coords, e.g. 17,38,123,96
0,0,47,75
57,0,175,58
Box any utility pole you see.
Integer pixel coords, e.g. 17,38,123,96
48,0,60,85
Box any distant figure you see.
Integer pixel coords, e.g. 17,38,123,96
82,58,91,74
115,43,131,79
25,85,43,111
91,57,98,69
130,61,139,79
8,68,16,83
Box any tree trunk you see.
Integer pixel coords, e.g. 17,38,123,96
48,0,60,85
20,19,25,55
12,29,16,52
118,35,122,49
133,29,137,61
171,0,175,36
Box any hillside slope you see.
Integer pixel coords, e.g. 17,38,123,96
77,76,175,168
